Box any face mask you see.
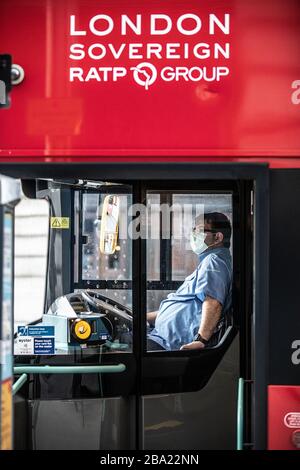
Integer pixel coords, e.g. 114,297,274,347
190,231,209,255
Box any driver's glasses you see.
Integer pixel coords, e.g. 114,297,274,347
192,226,216,235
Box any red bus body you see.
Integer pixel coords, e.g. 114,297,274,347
0,0,300,166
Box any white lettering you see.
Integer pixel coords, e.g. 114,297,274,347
151,14,172,35
177,14,202,36
89,15,114,36
113,67,127,81
70,15,86,36
88,44,106,60
109,43,126,59
128,43,143,59
291,340,300,365
203,67,217,82
194,43,210,59
69,67,84,81
209,14,230,35
101,67,112,81
166,43,181,59
121,15,141,35
176,67,189,81
0,79,6,105
68,42,230,61
183,43,189,59
85,67,102,81
69,43,85,60
161,67,175,81
291,80,300,105
160,66,230,82
189,67,203,81
99,455,135,468
215,42,230,59
70,67,127,82
146,43,162,59
217,66,229,80
69,13,231,38
128,204,146,240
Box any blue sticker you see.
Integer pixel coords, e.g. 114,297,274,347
18,326,54,337
34,338,55,355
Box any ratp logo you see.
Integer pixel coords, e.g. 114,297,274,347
130,62,157,90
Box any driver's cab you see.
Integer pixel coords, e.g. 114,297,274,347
16,179,236,356
13,173,250,450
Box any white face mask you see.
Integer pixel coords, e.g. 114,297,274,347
190,231,209,255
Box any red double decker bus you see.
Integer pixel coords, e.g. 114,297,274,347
0,0,300,451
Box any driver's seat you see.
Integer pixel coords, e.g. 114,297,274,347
205,308,234,348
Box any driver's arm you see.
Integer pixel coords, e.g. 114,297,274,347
146,310,159,325
180,296,222,350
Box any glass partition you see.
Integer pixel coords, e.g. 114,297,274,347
146,191,233,352
14,199,49,333
82,192,132,282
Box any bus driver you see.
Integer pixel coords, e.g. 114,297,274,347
147,212,232,351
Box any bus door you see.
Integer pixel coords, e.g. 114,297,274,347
0,175,20,450
140,181,242,450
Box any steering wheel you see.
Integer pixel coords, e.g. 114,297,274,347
81,289,132,324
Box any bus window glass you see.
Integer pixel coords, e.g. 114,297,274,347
14,198,49,332
172,194,232,280
146,193,160,281
76,192,133,354
146,192,233,352
82,193,132,281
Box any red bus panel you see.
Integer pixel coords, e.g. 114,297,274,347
0,0,300,162
268,385,300,450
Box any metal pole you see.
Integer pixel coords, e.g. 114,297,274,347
237,377,244,450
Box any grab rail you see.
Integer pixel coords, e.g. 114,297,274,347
237,377,244,450
12,364,126,395
12,373,28,395
14,364,126,375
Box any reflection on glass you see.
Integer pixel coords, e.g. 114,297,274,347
147,290,173,313
146,194,160,280
172,194,232,280
82,193,132,281
91,289,132,310
80,193,133,354
14,199,49,334
99,195,120,255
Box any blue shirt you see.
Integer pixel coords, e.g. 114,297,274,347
148,247,232,351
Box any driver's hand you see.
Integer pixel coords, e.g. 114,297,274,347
180,341,205,350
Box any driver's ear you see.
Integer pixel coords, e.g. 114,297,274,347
215,231,224,243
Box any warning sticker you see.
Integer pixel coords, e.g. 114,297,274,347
51,217,69,229
1,379,12,450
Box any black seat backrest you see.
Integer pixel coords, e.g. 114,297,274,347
206,308,234,348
